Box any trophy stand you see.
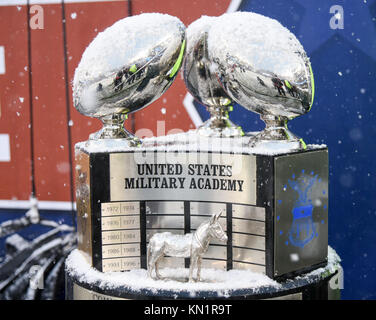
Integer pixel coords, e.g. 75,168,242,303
184,17,244,138
67,135,342,300
249,114,304,150
197,102,243,137
89,114,140,146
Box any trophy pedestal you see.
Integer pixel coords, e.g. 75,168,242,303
65,247,341,300
73,133,329,279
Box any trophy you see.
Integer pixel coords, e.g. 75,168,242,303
73,13,186,271
183,16,243,137
208,12,314,149
66,12,341,301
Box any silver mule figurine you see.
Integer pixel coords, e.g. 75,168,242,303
147,211,227,282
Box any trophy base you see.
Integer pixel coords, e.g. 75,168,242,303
89,130,141,147
248,115,305,150
89,114,141,146
65,247,342,300
74,132,329,278
248,127,304,150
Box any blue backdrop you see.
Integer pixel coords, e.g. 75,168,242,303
195,0,376,299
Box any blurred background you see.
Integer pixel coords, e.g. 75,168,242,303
0,0,374,299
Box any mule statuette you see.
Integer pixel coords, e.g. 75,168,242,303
147,211,227,282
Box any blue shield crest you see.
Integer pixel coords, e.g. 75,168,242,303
287,174,318,248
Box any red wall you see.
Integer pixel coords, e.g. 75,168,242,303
0,0,231,203
0,5,31,200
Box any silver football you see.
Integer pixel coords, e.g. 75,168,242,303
73,13,186,140
208,12,314,147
